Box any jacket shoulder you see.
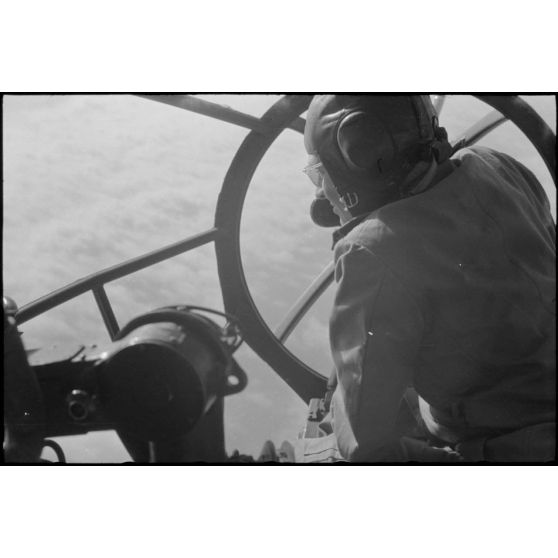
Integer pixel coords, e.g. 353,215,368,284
334,215,395,261
456,147,551,211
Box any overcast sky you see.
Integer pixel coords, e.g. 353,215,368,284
3,94,556,462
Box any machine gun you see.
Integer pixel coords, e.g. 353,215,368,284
4,297,246,463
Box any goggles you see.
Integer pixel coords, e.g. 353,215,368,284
302,160,325,188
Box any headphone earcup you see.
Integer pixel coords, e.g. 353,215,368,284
336,111,396,174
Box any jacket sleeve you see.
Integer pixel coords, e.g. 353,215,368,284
330,240,425,461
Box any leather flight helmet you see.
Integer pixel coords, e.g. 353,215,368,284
304,95,451,224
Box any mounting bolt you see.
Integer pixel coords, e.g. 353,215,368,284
3,296,18,316
66,390,92,421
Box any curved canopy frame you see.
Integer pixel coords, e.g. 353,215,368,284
214,94,556,403
15,94,556,405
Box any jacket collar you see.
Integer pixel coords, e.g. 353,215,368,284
332,213,370,248
331,160,458,248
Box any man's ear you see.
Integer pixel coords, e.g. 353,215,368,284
337,111,396,174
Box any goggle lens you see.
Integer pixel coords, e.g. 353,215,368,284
303,161,325,188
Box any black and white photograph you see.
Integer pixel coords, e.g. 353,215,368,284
3,94,555,464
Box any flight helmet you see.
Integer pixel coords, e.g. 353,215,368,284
304,95,452,226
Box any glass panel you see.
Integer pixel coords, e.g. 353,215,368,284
15,291,109,349
224,344,307,456
283,281,336,377
240,123,333,368
104,243,223,328
435,94,494,141
2,94,247,305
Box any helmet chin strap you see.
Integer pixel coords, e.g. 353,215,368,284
339,191,359,210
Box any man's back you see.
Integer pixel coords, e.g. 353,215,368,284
333,147,556,458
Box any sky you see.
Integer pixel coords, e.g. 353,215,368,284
3,94,556,462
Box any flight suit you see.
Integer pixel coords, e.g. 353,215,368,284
329,147,556,462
